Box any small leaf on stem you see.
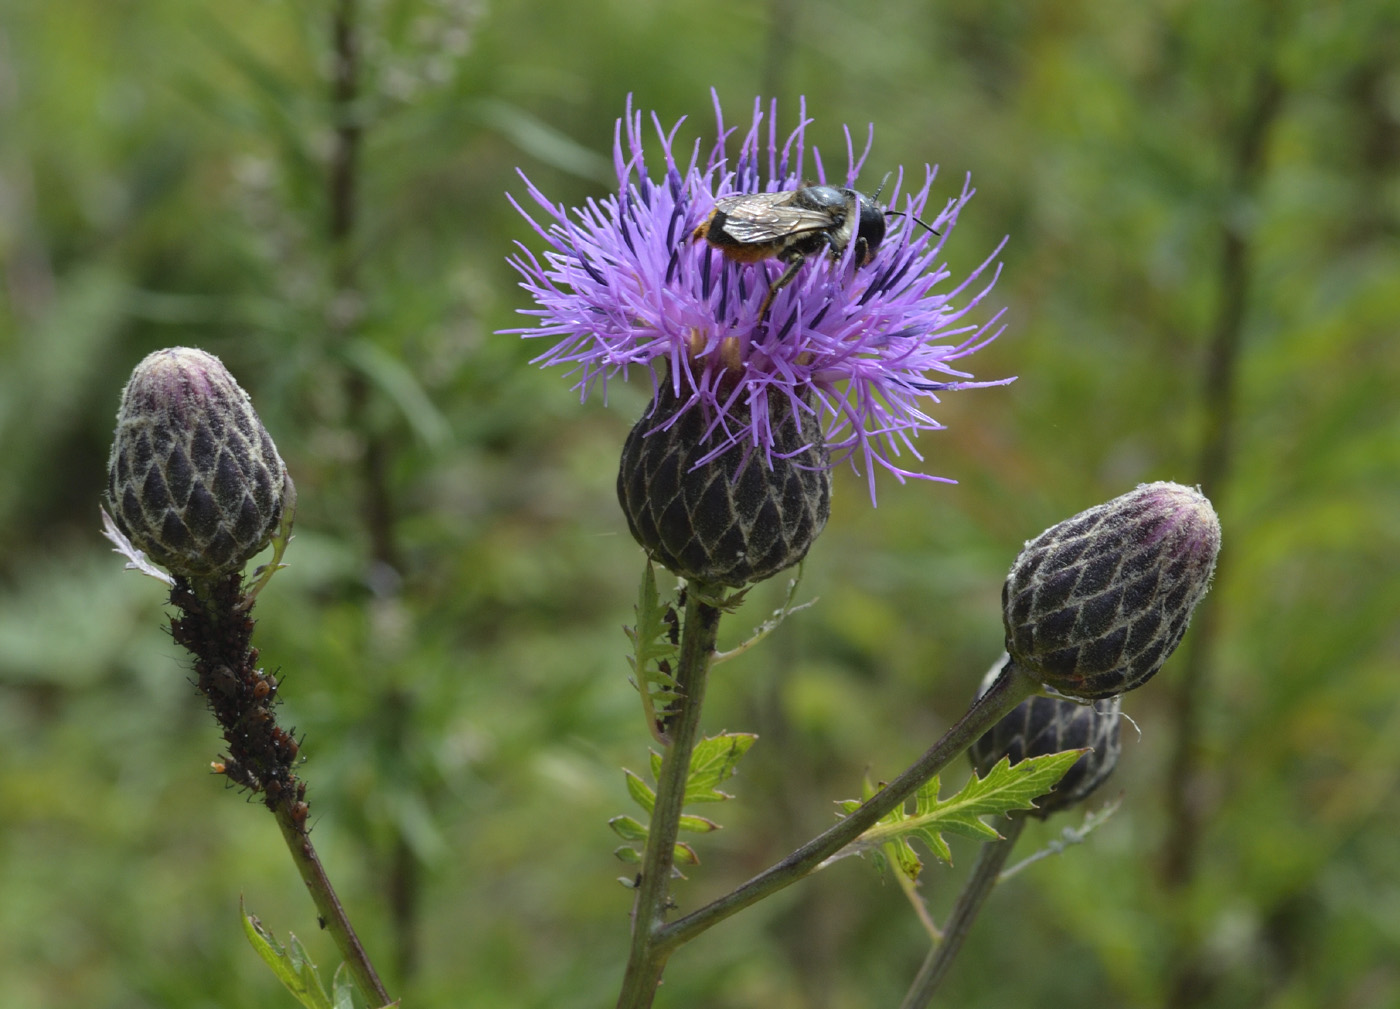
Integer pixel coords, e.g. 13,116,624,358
610,815,650,841
625,562,682,743
241,897,333,1009
681,732,758,804
624,768,658,814
677,814,721,833
673,842,700,866
837,750,1086,878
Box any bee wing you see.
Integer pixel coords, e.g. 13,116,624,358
710,191,837,245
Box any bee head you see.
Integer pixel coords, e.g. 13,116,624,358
853,192,888,266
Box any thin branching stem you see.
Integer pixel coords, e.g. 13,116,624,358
894,868,943,944
898,814,1027,1009
653,660,1041,953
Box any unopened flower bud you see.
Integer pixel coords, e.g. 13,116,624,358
617,378,830,588
106,347,291,579
969,657,1121,817
1002,481,1220,700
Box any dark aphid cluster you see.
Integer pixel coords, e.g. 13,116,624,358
168,574,306,818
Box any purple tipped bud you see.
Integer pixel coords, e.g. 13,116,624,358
105,347,291,579
617,376,831,588
1002,482,1220,700
969,658,1121,817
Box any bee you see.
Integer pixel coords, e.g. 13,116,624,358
691,182,937,324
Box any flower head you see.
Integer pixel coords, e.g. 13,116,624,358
106,347,291,580
506,94,1011,503
1002,482,1222,699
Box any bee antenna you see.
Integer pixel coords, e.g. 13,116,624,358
872,171,939,234
885,208,941,237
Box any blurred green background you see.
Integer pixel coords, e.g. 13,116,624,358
2,0,1397,1006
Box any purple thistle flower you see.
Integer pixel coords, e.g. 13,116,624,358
505,93,1012,503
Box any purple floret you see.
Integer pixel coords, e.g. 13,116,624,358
506,92,1013,503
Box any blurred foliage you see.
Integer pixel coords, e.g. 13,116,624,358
1,0,1398,1007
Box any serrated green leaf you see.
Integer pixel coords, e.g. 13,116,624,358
948,751,1087,821
240,898,333,1009
920,828,955,866
683,733,757,804
911,776,942,817
842,751,1086,874
865,846,890,876
927,817,1003,843
624,769,656,814
614,846,642,863
626,563,681,738
609,815,649,841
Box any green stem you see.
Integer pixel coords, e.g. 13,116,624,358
653,659,1040,953
615,583,724,1009
898,814,1028,1009
273,801,395,1008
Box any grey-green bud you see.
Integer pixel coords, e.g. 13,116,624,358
1002,481,1220,700
617,378,830,588
106,347,291,579
969,657,1121,817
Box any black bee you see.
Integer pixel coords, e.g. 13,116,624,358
691,183,937,323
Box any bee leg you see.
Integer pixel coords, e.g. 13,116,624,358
757,255,806,325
